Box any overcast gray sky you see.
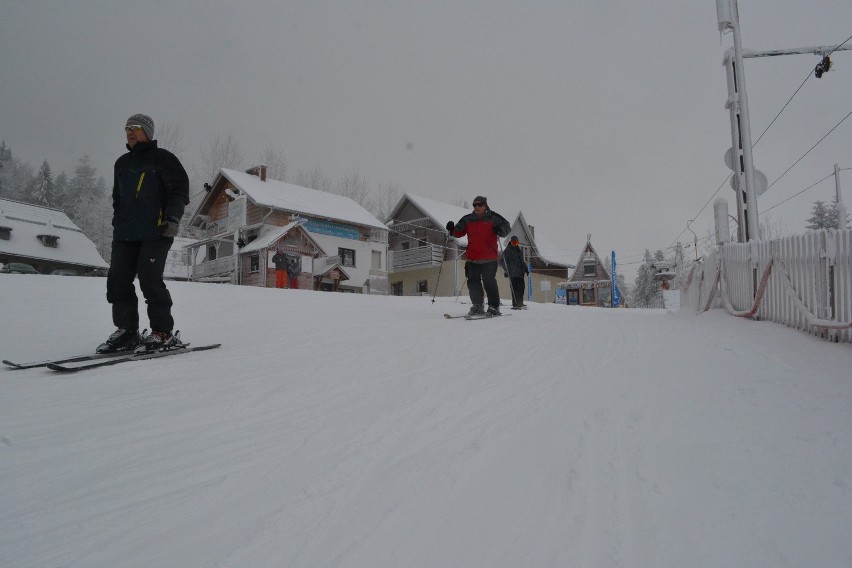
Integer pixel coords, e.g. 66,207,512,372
2,1,850,278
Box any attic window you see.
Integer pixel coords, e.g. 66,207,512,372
583,261,596,276
38,234,60,248
0,226,10,240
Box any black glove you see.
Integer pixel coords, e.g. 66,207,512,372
446,221,455,233
503,272,509,278
158,216,180,238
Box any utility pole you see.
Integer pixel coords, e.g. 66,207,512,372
716,0,852,241
836,164,848,230
717,0,759,241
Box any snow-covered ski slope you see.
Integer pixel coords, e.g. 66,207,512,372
2,275,851,567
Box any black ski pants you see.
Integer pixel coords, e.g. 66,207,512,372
106,238,175,333
509,276,526,307
467,260,500,308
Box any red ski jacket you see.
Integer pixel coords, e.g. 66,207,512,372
451,209,511,261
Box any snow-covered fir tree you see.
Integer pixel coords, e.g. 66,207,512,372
32,160,56,207
54,171,69,210
0,141,11,196
0,153,35,202
632,249,662,308
806,200,835,230
828,197,850,229
66,156,112,260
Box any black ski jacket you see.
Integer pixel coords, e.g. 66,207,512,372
501,242,528,278
272,251,288,270
112,140,189,241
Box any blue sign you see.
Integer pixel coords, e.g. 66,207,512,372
304,219,361,240
611,251,620,307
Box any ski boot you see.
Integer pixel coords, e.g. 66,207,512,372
96,328,142,353
486,305,502,317
468,304,485,316
135,330,183,354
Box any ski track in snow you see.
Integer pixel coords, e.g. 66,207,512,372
2,276,852,567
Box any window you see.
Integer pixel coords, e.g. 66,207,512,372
583,262,596,276
207,245,217,261
582,287,595,304
249,254,260,273
392,282,403,296
38,234,59,248
401,241,410,251
0,226,10,240
417,280,429,294
339,248,356,267
372,250,382,270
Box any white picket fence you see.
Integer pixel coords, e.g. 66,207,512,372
680,229,852,343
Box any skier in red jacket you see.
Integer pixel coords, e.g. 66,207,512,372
446,196,511,316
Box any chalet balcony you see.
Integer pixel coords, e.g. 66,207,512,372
390,245,444,271
191,256,235,281
187,218,232,240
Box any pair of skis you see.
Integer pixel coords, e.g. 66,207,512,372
3,343,221,373
444,313,513,321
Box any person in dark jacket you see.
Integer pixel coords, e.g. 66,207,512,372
501,235,529,308
97,113,190,354
446,195,511,316
286,254,301,289
271,247,289,288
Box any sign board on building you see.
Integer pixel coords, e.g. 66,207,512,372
304,219,360,240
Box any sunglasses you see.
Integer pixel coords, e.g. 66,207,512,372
472,202,485,207
124,124,144,132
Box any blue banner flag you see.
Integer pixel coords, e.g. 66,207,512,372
611,251,620,307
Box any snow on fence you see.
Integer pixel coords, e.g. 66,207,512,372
681,229,852,343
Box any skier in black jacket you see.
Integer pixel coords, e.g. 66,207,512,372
501,235,529,308
97,114,190,354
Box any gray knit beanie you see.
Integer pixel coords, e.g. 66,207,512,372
126,113,155,140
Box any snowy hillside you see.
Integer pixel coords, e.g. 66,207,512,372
1,275,851,567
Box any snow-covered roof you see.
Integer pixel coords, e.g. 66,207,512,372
239,221,326,256
0,199,108,268
395,193,474,247
218,169,387,231
569,239,612,281
526,230,575,268
502,211,574,268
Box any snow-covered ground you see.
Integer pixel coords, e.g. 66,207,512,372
2,275,851,568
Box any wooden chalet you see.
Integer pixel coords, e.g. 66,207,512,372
185,166,389,292
559,235,615,306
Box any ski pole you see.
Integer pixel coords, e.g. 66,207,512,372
455,277,468,303
431,232,451,303
498,237,518,307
